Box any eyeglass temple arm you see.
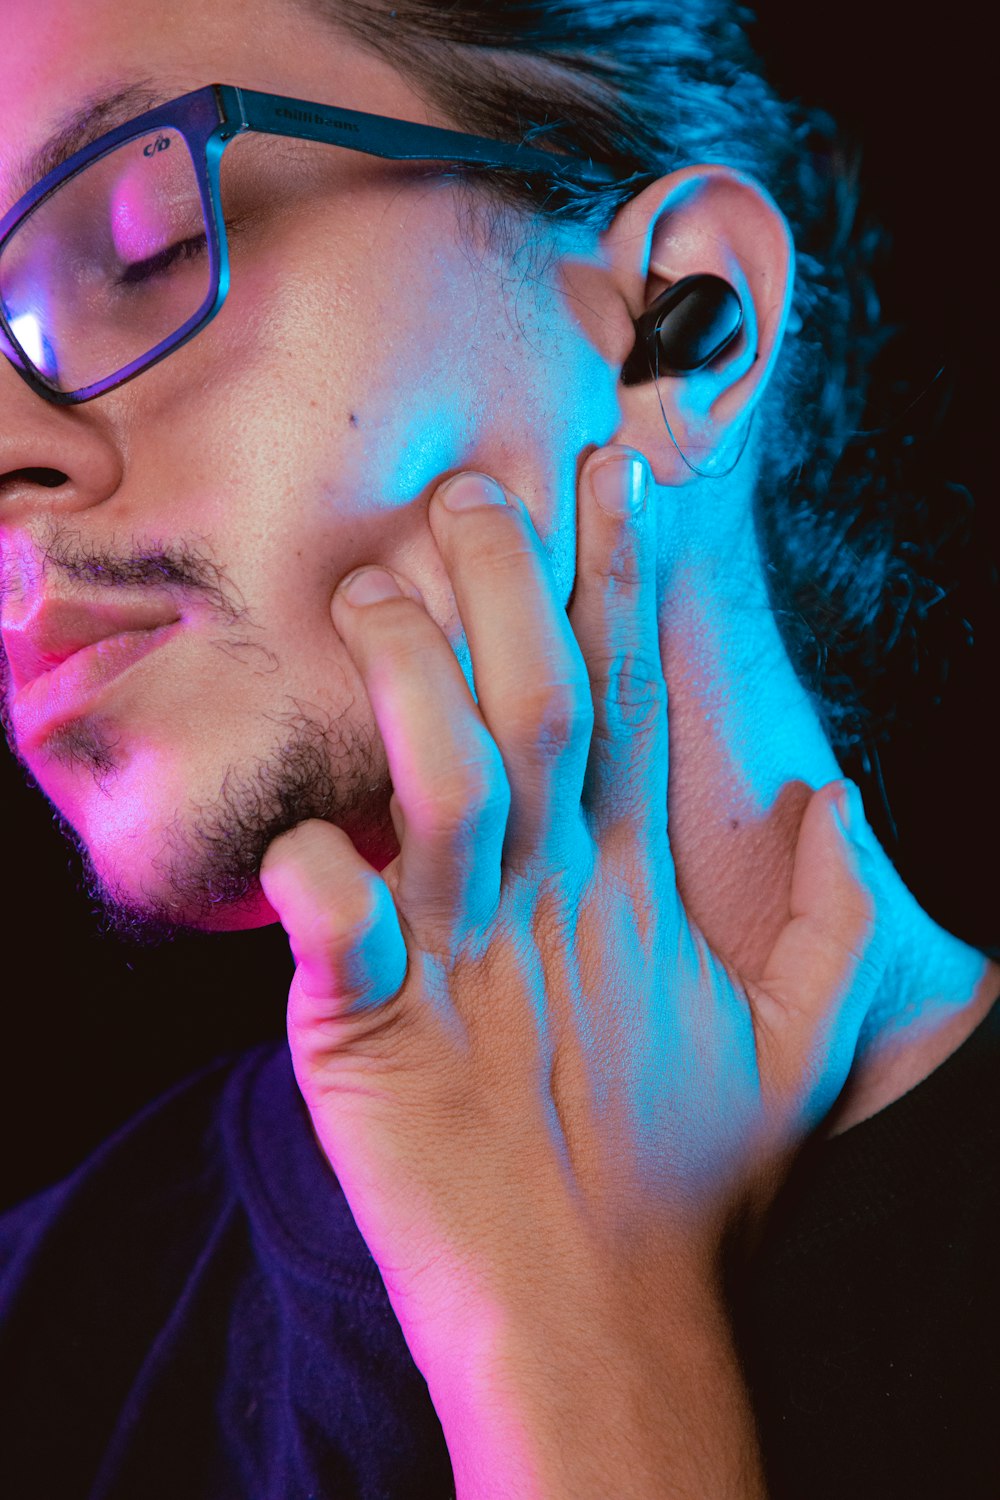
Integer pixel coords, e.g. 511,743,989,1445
219,84,618,187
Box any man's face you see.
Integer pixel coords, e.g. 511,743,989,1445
0,0,617,940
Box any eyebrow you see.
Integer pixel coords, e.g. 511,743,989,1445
6,78,176,210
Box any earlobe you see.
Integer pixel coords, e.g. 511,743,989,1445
603,164,795,485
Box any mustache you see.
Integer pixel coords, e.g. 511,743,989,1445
0,525,250,625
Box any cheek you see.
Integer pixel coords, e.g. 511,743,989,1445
277,271,493,511
132,193,617,662
186,221,496,520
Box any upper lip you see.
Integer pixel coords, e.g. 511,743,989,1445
1,598,182,694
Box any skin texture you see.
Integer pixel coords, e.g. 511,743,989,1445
2,3,999,1493
0,0,996,1183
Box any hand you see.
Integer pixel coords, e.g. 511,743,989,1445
259,446,886,1475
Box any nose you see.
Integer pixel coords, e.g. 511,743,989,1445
5,466,67,488
0,367,123,526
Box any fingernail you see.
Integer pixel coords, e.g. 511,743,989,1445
832,779,862,836
339,567,402,605
439,472,507,511
592,451,648,516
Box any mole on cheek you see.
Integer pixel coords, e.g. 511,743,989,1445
348,413,359,428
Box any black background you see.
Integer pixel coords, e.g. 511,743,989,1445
1,4,996,1214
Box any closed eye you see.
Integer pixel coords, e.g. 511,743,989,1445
117,232,208,287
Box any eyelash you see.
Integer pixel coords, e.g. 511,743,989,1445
117,232,208,287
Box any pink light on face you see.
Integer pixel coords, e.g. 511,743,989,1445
106,132,203,270
10,622,183,753
109,148,171,264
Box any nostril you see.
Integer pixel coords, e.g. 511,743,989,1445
5,467,68,488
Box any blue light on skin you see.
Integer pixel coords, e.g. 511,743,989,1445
0,0,995,1141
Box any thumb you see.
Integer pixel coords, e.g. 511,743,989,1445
749,779,889,1130
259,819,409,1042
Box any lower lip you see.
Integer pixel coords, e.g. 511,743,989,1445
11,622,182,748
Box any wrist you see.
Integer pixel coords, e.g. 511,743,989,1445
427,1270,765,1500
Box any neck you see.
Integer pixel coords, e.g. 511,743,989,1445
657,485,998,1133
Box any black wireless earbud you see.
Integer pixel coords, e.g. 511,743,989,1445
620,273,744,387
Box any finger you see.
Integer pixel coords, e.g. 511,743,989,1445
567,446,669,857
259,818,408,1028
748,779,888,1128
330,564,508,948
426,472,594,875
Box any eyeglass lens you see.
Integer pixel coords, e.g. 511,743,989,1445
0,128,211,397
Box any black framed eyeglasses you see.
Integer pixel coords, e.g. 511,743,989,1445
0,82,622,407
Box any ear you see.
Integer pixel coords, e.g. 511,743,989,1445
598,164,795,485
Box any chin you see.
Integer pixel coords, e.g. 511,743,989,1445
50,739,402,943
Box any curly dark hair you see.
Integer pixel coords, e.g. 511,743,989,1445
298,0,967,769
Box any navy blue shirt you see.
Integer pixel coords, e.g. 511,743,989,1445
1,999,998,1499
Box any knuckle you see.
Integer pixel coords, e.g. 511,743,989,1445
601,535,645,590
299,882,382,961
592,649,666,733
465,528,535,580
379,625,434,674
414,747,510,836
509,678,593,758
